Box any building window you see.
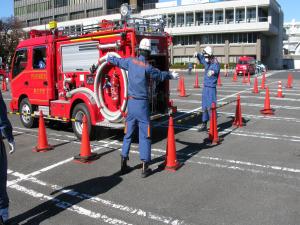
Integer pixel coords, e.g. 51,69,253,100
40,17,53,25
177,14,184,27
225,9,234,24
247,8,256,22
54,0,68,8
258,7,268,22
236,8,245,23
28,19,39,27
205,11,213,25
87,8,103,18
195,11,203,26
215,10,223,24
168,14,175,28
55,14,68,22
70,11,85,20
186,13,194,26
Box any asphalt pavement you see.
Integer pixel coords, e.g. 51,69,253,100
1,69,300,225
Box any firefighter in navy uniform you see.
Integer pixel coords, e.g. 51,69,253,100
0,90,15,225
194,46,220,131
106,38,179,178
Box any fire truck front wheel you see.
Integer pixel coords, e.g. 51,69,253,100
19,98,38,128
72,103,95,140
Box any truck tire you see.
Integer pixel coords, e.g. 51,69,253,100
72,103,95,140
19,98,38,128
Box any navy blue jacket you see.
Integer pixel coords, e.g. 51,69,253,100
108,55,171,100
0,90,14,143
197,53,220,88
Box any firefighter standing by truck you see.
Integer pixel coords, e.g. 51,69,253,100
0,90,15,225
106,38,179,178
194,46,220,131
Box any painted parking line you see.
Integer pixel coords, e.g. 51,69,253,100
177,109,300,123
173,98,300,110
9,171,188,225
11,128,300,177
9,183,133,225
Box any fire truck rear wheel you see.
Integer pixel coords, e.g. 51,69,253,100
72,103,95,140
19,98,38,128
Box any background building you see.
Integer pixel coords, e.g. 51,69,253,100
283,19,300,69
14,0,283,69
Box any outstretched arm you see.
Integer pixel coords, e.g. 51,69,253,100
107,56,130,71
145,65,172,82
196,53,208,67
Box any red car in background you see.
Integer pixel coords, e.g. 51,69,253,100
235,56,256,75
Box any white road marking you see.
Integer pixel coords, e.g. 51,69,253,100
173,98,300,110
9,171,188,225
9,184,132,225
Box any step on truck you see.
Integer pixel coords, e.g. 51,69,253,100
9,4,174,139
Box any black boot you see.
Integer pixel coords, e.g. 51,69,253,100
198,122,207,132
141,161,152,178
120,156,130,175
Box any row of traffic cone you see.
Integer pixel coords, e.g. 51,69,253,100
33,111,98,163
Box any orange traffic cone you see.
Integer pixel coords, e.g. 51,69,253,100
233,94,243,127
207,103,220,144
276,81,284,98
33,111,53,152
232,71,238,82
260,87,274,115
177,76,182,92
179,76,188,97
74,116,98,163
252,77,259,94
286,74,293,88
242,71,247,84
164,116,182,171
260,73,266,89
217,74,222,87
194,71,200,88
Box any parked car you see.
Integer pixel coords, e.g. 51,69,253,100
255,60,266,73
235,56,256,75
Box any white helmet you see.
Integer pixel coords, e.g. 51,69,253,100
139,38,151,51
203,46,213,56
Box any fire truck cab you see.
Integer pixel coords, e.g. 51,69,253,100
10,5,173,139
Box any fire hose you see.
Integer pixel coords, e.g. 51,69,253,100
94,52,128,122
66,52,128,123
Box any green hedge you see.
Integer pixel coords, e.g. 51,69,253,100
170,63,237,69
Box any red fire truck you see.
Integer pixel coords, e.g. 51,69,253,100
9,5,173,139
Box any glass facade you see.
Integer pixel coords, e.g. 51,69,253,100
172,33,259,46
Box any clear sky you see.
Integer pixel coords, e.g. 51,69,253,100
0,0,299,22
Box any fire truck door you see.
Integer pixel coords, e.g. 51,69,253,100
30,46,51,105
11,48,29,100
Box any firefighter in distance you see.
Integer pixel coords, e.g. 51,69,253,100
194,46,220,131
105,38,179,178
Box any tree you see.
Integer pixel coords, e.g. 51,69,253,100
0,17,25,65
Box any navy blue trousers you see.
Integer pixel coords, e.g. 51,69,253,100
0,139,8,209
202,86,217,123
122,99,151,162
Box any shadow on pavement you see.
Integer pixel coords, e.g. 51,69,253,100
9,170,122,225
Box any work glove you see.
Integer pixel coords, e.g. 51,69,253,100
8,141,16,154
207,70,215,77
170,71,179,80
103,52,113,61
193,52,198,58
